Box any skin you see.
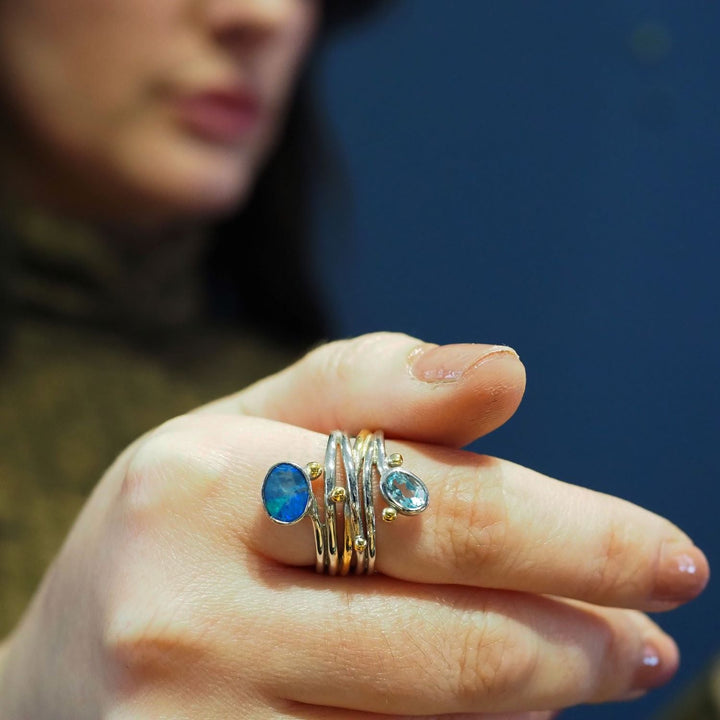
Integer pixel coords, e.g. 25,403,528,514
0,332,710,718
0,0,319,224
0,1,711,717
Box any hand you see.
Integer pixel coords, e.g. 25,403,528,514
0,333,709,719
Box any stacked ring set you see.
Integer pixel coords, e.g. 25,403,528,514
261,430,429,575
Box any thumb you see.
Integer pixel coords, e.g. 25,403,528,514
194,332,526,447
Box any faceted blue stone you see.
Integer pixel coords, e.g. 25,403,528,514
381,470,429,514
262,463,311,524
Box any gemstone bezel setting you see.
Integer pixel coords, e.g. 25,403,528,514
261,462,313,525
379,469,429,516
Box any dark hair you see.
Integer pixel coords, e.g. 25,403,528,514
204,0,393,350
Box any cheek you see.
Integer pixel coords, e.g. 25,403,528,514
262,8,318,108
0,0,181,153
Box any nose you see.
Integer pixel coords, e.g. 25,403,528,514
204,0,294,44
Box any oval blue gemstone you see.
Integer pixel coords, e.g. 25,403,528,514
381,470,429,515
262,463,311,524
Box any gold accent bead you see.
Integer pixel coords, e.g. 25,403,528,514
382,507,398,523
388,453,403,467
330,486,347,504
306,462,323,480
354,536,368,553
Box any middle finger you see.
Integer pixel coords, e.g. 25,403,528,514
249,573,677,715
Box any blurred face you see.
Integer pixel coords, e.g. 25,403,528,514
0,0,320,223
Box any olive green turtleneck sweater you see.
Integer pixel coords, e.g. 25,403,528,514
0,209,299,637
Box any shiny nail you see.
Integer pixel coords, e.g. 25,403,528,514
409,343,519,383
653,541,710,603
631,638,679,692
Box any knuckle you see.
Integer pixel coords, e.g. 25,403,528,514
455,612,538,705
119,416,220,519
120,431,183,514
308,332,414,383
436,458,510,571
590,518,635,599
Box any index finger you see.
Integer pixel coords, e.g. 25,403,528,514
367,443,710,612
138,415,709,612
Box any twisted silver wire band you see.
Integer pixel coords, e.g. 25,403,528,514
324,430,388,575
323,430,375,575
320,429,430,573
361,431,382,574
310,493,325,574
351,430,372,575
323,430,356,575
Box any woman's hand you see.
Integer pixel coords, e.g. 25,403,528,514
0,333,709,719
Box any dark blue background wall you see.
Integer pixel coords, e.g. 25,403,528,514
317,2,719,719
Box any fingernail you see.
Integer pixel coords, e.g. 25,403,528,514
653,541,710,603
409,343,520,383
631,637,679,692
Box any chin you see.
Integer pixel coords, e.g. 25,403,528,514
164,165,255,220
111,132,264,224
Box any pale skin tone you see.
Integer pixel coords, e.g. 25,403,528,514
0,0,319,222
0,333,711,718
0,0,711,718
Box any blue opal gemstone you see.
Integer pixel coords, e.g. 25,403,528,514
381,470,429,515
262,463,312,524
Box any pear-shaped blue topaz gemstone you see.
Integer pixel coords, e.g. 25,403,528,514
262,463,312,524
381,470,429,515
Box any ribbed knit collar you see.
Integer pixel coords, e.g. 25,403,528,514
1,201,210,341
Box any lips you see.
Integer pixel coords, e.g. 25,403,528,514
175,88,262,143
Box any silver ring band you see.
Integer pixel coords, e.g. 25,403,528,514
261,429,429,575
